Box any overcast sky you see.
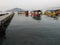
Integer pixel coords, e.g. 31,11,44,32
0,0,60,11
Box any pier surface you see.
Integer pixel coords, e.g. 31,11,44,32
0,13,14,25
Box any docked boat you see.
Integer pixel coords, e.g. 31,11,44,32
31,10,42,17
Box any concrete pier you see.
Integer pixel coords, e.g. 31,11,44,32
0,13,14,26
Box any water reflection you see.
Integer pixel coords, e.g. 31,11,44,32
25,14,29,17
32,16,41,20
53,16,59,20
0,15,14,45
48,16,59,20
45,14,60,20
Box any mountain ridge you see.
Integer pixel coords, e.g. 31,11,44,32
6,8,25,12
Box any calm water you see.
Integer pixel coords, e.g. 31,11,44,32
1,14,60,45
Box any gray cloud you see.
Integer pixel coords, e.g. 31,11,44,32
0,0,60,11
